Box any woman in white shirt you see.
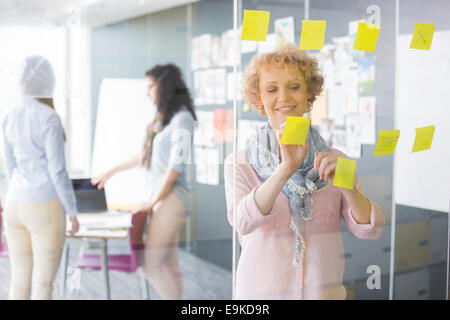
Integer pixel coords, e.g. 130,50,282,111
2,56,79,300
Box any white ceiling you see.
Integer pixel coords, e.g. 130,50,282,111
85,0,201,28
0,0,200,28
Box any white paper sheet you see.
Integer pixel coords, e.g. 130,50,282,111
194,110,215,147
241,40,258,54
91,78,155,206
343,69,359,113
275,16,295,46
358,96,376,144
227,71,243,101
214,68,226,105
211,35,221,67
221,29,236,67
327,85,345,126
195,147,219,185
191,36,201,70
203,69,214,105
331,127,347,155
193,70,202,105
75,211,132,230
198,33,212,69
344,113,362,158
257,33,277,54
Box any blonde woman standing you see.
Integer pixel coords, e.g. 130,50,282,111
224,45,385,299
2,56,79,300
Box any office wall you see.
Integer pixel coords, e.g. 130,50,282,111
90,1,449,297
90,3,235,270
393,0,450,299
91,6,189,146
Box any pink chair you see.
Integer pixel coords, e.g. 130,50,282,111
64,211,150,299
0,200,9,258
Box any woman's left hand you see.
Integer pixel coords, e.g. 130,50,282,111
131,201,154,215
314,151,340,183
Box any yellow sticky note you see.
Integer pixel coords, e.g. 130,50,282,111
299,20,327,50
410,23,435,50
352,22,380,52
412,125,435,153
333,157,356,190
280,117,311,145
373,130,400,155
241,10,270,41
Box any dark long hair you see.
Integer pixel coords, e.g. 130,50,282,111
145,64,196,125
141,64,196,168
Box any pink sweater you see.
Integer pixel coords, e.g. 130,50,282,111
224,150,386,300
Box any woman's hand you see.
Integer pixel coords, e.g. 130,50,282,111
276,122,309,178
314,151,340,183
131,201,154,215
91,170,114,190
139,150,147,167
68,217,79,235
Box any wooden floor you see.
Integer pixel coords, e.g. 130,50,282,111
0,240,232,300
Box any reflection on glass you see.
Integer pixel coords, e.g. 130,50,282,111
91,64,196,300
2,56,76,300
0,0,234,300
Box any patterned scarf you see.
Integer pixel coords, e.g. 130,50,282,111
246,122,329,266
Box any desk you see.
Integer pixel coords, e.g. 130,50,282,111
62,212,131,300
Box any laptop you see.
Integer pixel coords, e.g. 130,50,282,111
71,178,132,230
72,178,109,213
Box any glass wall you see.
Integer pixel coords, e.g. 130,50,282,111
308,0,394,300
0,0,91,299
0,0,234,300
393,0,449,300
231,0,448,300
0,0,448,301
81,0,234,299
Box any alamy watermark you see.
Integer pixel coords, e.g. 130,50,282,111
366,264,381,290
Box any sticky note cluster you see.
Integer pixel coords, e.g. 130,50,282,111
332,124,435,190
372,125,435,156
280,116,311,145
333,157,356,190
241,11,435,53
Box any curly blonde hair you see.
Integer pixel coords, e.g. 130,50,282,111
243,44,324,116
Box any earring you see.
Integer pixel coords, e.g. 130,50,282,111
306,101,313,113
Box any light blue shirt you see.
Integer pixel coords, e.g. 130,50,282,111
146,108,194,214
2,98,78,217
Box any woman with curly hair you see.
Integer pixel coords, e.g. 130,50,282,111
224,44,385,299
92,64,196,300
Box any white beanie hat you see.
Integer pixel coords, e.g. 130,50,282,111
20,56,55,98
